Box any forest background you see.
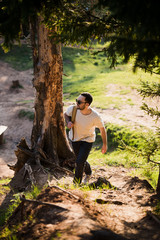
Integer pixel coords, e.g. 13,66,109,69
0,0,160,239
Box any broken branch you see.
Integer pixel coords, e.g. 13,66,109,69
20,195,67,210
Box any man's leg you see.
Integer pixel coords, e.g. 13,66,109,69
84,161,92,176
72,141,92,184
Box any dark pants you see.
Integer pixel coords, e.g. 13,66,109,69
72,141,93,184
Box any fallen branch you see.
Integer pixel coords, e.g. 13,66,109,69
20,195,67,210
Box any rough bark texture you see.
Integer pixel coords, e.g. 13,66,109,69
30,16,74,166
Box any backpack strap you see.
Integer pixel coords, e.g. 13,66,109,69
71,106,77,140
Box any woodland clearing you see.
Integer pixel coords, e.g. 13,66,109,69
0,60,160,240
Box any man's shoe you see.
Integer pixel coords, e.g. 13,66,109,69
83,174,91,184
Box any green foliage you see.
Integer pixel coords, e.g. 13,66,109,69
154,201,160,216
88,123,160,189
1,0,160,74
0,226,18,240
0,193,21,227
18,109,34,121
141,103,160,121
0,183,40,228
0,178,11,226
139,81,160,98
42,0,160,74
138,81,160,122
0,0,44,49
139,134,160,161
94,123,146,152
25,185,41,199
0,177,11,185
103,123,160,168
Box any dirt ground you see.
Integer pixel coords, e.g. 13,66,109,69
1,166,160,240
0,61,160,239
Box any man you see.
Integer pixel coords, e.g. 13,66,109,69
64,92,107,184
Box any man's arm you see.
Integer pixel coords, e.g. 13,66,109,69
99,127,108,154
64,112,74,129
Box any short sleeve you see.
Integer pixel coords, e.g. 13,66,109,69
94,114,104,128
65,105,74,117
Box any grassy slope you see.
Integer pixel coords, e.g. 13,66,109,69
62,45,159,109
0,43,159,189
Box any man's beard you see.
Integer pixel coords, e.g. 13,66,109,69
77,105,85,110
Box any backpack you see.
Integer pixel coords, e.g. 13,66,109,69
71,106,77,140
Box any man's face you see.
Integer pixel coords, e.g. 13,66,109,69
76,95,87,110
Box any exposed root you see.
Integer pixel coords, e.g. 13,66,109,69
7,137,74,191
23,163,36,185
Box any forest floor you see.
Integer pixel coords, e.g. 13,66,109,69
0,61,160,239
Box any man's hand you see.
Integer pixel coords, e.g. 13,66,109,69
64,113,74,129
102,144,107,154
99,127,107,154
67,121,74,129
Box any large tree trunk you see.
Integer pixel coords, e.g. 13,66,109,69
31,16,74,166
9,16,75,178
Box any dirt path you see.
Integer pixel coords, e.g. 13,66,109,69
1,166,159,240
0,61,34,177
96,84,160,131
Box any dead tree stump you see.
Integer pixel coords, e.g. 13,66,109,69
10,80,22,89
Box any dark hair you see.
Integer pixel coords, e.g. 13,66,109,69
81,92,93,105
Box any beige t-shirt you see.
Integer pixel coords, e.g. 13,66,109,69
66,105,104,142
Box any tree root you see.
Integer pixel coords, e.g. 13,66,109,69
8,138,74,191
23,163,36,185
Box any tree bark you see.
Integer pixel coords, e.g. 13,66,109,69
30,16,74,166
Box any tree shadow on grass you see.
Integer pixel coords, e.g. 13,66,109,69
63,46,88,73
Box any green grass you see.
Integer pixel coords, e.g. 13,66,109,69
0,184,41,237
0,193,21,228
18,109,34,121
88,124,160,190
0,178,11,185
62,46,160,109
0,44,33,71
0,178,10,195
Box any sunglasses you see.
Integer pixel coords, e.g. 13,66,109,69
76,99,86,105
